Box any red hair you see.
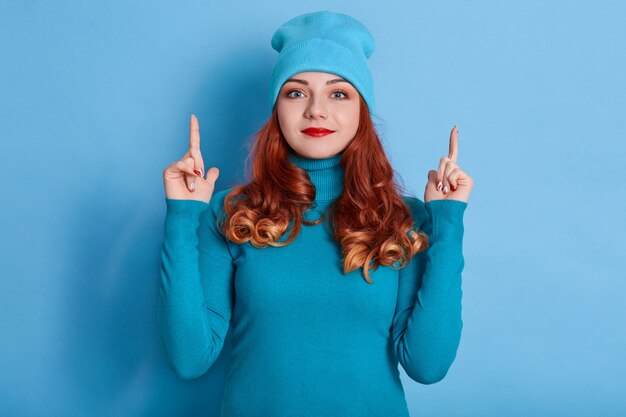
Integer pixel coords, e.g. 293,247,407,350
219,94,429,283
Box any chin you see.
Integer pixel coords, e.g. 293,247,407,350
288,136,348,158
296,147,339,159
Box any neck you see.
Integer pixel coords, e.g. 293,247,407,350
287,149,345,202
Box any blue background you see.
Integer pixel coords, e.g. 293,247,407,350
1,1,625,416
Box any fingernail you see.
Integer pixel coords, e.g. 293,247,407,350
193,169,201,176
190,182,195,192
443,185,448,194
437,181,443,191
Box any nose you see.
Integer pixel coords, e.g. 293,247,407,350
304,96,327,120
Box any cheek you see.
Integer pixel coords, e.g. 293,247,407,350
341,105,360,132
276,106,295,129
277,101,299,119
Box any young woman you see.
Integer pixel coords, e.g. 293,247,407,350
158,10,473,417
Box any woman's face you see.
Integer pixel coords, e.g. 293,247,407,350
276,71,360,159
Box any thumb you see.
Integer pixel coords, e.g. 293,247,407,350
426,170,438,186
200,167,220,203
204,167,220,193
205,167,219,183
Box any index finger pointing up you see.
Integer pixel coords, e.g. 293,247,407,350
448,125,459,162
189,114,201,149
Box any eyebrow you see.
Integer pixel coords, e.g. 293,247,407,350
284,78,349,86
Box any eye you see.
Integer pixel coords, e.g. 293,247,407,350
284,89,349,100
331,90,348,99
286,89,305,98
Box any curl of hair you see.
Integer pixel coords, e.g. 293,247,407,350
218,94,430,284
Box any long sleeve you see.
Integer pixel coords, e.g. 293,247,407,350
392,197,468,384
157,196,235,380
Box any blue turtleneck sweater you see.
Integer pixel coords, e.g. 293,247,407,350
157,150,468,417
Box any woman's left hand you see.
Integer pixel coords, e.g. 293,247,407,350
424,126,473,204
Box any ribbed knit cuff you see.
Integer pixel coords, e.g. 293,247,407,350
424,199,468,243
165,198,210,218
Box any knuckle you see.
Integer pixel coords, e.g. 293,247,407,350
176,160,191,173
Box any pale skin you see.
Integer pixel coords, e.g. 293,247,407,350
276,71,360,160
424,125,473,204
162,72,473,205
162,114,219,203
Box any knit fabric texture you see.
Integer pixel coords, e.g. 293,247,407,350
157,150,468,416
268,10,377,115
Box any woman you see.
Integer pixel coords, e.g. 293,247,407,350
158,10,473,417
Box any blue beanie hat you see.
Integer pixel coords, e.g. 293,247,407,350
268,10,376,115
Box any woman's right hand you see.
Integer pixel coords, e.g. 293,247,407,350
162,114,220,203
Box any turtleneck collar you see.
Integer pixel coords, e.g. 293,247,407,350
287,149,345,202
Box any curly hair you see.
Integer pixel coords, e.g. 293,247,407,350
217,94,429,284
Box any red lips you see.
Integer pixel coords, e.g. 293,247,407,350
301,127,335,137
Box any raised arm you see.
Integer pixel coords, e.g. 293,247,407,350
391,197,467,384
157,193,235,379
157,114,234,379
